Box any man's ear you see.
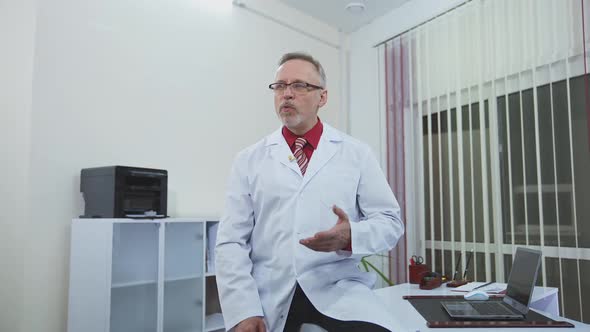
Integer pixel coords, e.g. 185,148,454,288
318,89,328,107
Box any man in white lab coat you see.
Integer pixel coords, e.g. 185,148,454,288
215,52,404,332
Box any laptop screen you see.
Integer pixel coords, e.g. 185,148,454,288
505,248,542,308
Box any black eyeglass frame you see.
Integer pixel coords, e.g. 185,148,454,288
268,81,324,92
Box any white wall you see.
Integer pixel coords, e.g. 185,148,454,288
0,0,36,331
2,1,342,331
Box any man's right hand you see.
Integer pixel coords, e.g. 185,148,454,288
235,316,266,332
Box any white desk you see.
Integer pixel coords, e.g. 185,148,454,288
375,283,590,331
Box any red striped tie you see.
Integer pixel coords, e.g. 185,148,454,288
294,137,309,175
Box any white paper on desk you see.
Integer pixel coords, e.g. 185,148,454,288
450,282,507,294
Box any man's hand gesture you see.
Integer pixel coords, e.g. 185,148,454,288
300,205,351,252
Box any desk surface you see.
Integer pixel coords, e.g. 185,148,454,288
375,283,589,331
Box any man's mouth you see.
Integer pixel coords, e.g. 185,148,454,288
281,105,295,113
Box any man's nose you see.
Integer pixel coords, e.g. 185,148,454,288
282,86,295,99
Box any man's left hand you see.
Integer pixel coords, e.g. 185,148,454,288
299,205,351,252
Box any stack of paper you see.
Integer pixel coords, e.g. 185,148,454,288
450,282,507,294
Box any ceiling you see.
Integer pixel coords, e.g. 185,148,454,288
276,0,411,33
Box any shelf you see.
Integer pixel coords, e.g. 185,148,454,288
168,217,217,223
70,218,221,332
205,313,224,332
111,275,203,288
111,279,157,288
164,328,213,332
165,275,203,283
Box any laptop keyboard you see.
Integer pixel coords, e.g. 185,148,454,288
471,302,517,316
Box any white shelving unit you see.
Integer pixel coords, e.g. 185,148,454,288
67,218,224,332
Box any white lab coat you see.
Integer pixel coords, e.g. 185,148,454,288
215,123,405,332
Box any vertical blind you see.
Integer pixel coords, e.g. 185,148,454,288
380,0,590,322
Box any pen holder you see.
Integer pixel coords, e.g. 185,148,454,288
409,264,429,284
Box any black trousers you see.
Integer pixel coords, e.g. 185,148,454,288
283,283,391,332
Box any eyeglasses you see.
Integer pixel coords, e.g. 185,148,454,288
268,81,324,94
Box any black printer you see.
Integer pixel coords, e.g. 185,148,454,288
80,166,168,218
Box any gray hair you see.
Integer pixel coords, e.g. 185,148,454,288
278,52,327,87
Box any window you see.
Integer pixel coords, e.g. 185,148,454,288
380,0,590,323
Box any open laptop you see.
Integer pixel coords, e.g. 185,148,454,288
441,247,542,320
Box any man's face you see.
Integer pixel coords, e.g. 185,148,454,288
274,59,327,134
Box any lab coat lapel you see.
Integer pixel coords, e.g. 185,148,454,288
302,124,342,187
266,127,302,176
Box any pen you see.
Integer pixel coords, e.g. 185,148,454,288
473,281,493,290
462,251,473,280
452,255,461,281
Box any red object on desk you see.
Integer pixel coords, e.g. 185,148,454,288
419,272,442,290
409,264,429,284
446,279,468,287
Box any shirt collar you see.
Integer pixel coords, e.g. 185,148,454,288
282,118,323,150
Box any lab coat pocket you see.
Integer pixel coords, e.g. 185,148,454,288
334,262,377,287
317,166,359,218
335,272,377,290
